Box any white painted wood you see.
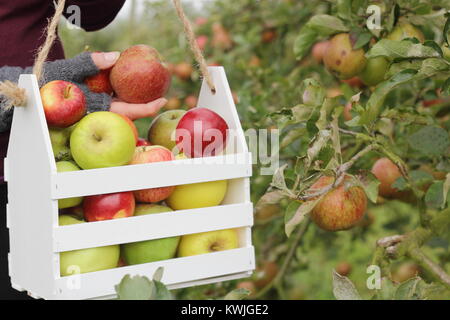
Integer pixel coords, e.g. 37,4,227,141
7,75,59,299
55,202,253,252
53,247,255,300
7,68,255,300
52,153,252,199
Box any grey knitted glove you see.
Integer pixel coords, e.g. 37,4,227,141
0,52,112,132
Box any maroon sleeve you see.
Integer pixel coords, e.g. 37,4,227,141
65,0,126,31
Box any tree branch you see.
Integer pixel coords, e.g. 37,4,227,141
408,247,450,290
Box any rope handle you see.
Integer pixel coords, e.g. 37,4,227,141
0,0,216,110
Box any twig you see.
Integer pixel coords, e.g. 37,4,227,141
254,219,310,299
408,247,450,290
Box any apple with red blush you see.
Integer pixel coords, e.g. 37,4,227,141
83,191,135,222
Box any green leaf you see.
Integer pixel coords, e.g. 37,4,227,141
393,277,423,300
152,266,164,282
294,26,317,60
366,39,440,60
271,164,290,193
151,280,173,300
307,15,349,36
285,198,320,237
332,270,362,300
255,190,285,212
425,181,445,209
444,13,450,46
360,173,380,203
301,79,326,107
306,130,332,168
223,288,250,300
115,275,154,300
353,31,372,49
373,277,397,300
408,126,450,157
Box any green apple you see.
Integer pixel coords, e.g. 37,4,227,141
147,110,186,152
56,161,83,209
70,111,136,169
59,215,120,276
387,22,425,42
49,126,75,161
360,56,390,86
121,204,180,265
178,229,239,257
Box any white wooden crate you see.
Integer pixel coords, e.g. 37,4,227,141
5,67,255,300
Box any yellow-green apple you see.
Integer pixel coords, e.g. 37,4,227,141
49,126,75,161
121,204,180,265
360,56,389,86
174,62,193,81
308,175,367,231
40,80,86,128
323,33,367,80
177,228,238,257
56,161,83,209
84,68,113,94
387,22,425,42
70,111,136,169
185,95,198,109
83,191,135,222
110,45,171,103
371,157,402,198
59,215,120,276
148,110,186,152
118,114,138,144
166,180,227,210
136,138,151,146
131,146,175,202
176,108,229,158
312,40,329,63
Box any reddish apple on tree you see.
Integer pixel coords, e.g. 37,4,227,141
176,108,229,158
40,80,86,128
83,191,135,222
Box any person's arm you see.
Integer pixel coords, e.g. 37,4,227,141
64,0,126,31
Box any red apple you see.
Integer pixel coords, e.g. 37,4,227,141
312,40,329,63
174,62,193,81
40,80,86,128
118,114,138,144
341,76,365,88
308,175,367,231
185,95,198,109
83,191,135,222
261,28,277,43
371,158,402,198
196,35,209,51
136,138,151,146
84,68,113,94
131,146,175,202
343,102,353,121
195,17,208,26
176,108,229,158
110,45,171,103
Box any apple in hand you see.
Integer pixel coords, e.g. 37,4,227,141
49,125,75,161
70,111,136,169
148,109,186,152
110,45,171,103
56,161,83,209
59,215,120,276
40,80,86,128
131,146,175,202
308,175,367,231
166,180,227,210
178,228,239,257
176,108,229,158
84,68,113,94
121,204,180,265
83,191,135,222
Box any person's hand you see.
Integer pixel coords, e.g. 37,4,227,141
90,52,167,119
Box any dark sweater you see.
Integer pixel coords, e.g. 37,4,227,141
0,0,125,182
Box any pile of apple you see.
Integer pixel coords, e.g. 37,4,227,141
40,45,239,277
